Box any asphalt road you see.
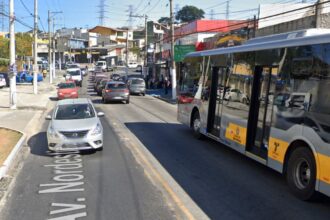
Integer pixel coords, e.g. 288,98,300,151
1,69,330,220
90,72,330,219
0,71,175,220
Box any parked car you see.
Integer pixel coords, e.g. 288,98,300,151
127,62,138,68
57,81,79,100
46,98,104,152
96,79,110,96
127,78,146,96
65,68,83,87
102,81,130,104
16,71,43,83
0,74,6,88
224,88,249,104
0,73,9,87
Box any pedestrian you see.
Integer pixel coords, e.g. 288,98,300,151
42,68,47,78
164,76,168,95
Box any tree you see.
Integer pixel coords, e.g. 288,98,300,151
175,5,205,23
158,17,171,25
0,37,9,59
15,33,33,57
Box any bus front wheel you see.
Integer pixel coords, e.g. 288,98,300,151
286,147,318,201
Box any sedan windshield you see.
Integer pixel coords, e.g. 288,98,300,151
55,104,95,120
58,83,75,89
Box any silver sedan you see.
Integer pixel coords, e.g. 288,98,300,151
46,98,104,152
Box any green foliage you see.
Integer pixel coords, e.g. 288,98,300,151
130,46,141,56
0,33,33,61
158,17,171,25
175,5,205,23
0,37,9,59
15,33,33,57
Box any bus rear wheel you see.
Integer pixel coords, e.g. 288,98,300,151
192,111,203,139
286,147,317,201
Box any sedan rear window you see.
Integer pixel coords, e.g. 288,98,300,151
107,83,126,89
131,79,145,85
55,104,95,120
58,83,75,89
67,70,81,76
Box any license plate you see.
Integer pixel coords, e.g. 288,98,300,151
114,97,122,99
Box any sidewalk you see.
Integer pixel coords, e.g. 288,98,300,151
0,72,64,181
0,76,63,111
146,88,177,105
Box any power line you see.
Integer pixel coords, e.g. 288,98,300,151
156,1,330,44
145,0,161,14
203,0,231,11
19,0,33,17
0,11,33,29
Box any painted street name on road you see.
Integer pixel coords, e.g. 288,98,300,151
38,151,87,219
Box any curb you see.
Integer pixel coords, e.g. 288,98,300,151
0,127,26,180
147,94,177,105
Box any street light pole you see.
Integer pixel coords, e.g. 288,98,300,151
9,0,16,109
48,10,52,84
52,18,56,79
33,0,38,94
126,29,129,78
170,0,176,100
144,15,148,67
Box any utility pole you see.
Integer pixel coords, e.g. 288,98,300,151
52,18,56,79
48,10,52,84
144,15,148,67
33,0,38,94
9,0,16,109
170,0,176,100
126,29,129,78
226,0,230,20
315,0,324,28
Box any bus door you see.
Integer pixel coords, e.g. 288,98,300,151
207,67,228,136
246,66,276,158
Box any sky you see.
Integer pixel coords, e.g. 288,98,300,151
1,0,316,32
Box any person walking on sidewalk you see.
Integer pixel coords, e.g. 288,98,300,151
164,76,169,95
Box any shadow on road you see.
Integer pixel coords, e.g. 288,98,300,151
27,132,52,157
28,132,96,157
125,122,330,219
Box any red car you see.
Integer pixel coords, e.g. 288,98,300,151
57,81,79,100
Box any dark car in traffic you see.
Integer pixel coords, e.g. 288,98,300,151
96,79,110,96
102,81,129,104
127,78,146,96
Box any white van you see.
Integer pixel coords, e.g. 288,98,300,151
96,61,107,72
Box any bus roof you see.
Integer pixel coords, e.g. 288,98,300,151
185,28,330,58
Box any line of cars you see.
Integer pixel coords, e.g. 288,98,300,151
49,66,104,152
92,71,146,104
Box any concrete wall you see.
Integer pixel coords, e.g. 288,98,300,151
256,13,330,37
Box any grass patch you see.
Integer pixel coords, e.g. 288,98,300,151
0,128,23,165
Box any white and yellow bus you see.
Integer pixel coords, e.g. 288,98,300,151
178,29,330,200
